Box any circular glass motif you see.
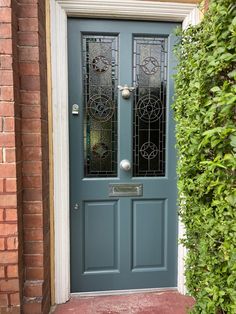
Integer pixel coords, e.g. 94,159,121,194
137,95,162,122
92,143,109,159
140,57,159,75
87,95,114,121
92,55,110,73
140,142,158,160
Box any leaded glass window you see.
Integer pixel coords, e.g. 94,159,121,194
133,36,167,177
83,35,118,177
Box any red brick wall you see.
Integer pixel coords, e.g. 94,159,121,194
0,1,50,313
0,0,23,312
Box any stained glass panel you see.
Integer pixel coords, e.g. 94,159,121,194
83,35,118,177
133,36,167,177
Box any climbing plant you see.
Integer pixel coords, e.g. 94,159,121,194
173,0,236,313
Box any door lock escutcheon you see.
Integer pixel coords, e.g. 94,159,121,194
72,104,80,115
74,203,80,210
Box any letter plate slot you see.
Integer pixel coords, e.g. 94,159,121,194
109,184,143,197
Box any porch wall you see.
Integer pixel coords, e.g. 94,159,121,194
19,1,51,313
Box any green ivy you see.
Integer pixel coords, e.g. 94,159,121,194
173,0,236,313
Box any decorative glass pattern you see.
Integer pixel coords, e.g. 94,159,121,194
83,35,118,177
133,37,168,177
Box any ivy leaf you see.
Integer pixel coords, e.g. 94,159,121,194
211,86,221,93
226,193,236,206
220,53,234,61
228,69,236,79
232,16,236,26
230,134,236,148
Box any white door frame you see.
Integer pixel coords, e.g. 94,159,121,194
50,0,200,304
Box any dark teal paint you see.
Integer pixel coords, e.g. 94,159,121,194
68,19,180,292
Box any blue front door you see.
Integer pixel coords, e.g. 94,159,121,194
68,19,179,292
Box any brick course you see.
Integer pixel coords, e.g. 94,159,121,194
18,0,50,313
0,0,50,313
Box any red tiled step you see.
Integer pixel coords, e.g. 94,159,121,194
53,291,195,314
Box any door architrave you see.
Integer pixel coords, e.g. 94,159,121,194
50,0,201,304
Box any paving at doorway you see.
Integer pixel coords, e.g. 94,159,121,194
53,290,195,314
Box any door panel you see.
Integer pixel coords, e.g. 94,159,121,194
132,200,166,270
83,201,119,273
68,19,179,292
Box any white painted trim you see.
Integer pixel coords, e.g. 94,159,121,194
177,220,187,294
57,0,199,27
50,0,70,304
50,0,201,304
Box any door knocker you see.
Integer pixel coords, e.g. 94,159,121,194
118,85,136,99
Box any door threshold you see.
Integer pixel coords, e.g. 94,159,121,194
71,287,178,297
